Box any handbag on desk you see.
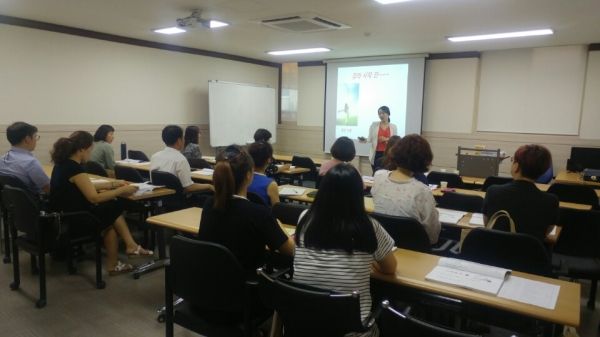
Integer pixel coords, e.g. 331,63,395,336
486,210,516,233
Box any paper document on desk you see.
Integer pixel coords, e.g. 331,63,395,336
362,176,375,183
437,208,467,225
203,156,216,162
279,187,306,196
498,276,560,309
426,257,511,295
195,168,214,176
90,178,110,184
469,213,485,227
116,159,141,164
130,182,164,196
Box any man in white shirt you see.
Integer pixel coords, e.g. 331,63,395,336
151,125,213,194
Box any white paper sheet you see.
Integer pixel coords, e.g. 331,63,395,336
498,276,560,310
469,213,485,227
279,187,306,196
195,168,214,176
437,208,467,225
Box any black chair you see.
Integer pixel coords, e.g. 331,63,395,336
165,236,266,337
436,192,483,213
272,202,309,225
369,213,432,253
481,176,513,192
552,208,600,309
188,158,213,170
150,170,212,211
427,172,464,189
84,161,108,177
547,183,599,209
127,150,150,162
114,165,146,183
247,192,268,207
2,186,105,308
0,174,30,264
460,228,553,277
257,268,377,337
291,155,318,187
378,300,483,337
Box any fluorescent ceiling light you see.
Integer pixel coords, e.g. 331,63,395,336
448,29,553,42
267,48,331,56
153,27,186,35
209,20,229,28
374,0,412,3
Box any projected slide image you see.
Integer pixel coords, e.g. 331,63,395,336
336,84,359,126
335,64,408,140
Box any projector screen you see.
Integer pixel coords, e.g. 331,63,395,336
324,57,426,156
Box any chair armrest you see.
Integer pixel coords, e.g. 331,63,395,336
431,238,455,253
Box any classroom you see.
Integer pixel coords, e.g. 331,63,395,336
1,1,600,337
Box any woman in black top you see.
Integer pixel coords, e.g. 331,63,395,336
482,144,559,242
50,131,152,275
198,145,294,276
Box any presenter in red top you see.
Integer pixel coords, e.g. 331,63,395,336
363,106,397,173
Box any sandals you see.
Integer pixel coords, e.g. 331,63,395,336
127,245,154,258
108,261,134,276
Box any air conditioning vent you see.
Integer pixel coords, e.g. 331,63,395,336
260,13,350,32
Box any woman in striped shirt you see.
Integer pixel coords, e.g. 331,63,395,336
293,163,397,337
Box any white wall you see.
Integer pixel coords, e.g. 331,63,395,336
0,24,278,125
580,51,600,139
297,66,325,127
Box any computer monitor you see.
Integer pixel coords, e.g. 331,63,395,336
568,147,600,171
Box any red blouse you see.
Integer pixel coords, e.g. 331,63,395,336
376,125,391,152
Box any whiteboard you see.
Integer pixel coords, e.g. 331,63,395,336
208,80,277,147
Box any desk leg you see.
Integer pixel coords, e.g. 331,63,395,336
132,227,167,279
269,311,282,337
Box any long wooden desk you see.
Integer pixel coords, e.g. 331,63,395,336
555,170,600,188
273,154,326,166
115,161,309,183
147,207,579,328
371,248,580,327
43,164,175,201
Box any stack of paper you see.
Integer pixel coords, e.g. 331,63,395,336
437,208,467,224
116,159,141,164
130,182,164,196
362,176,375,183
426,257,511,295
195,168,214,176
498,276,560,309
428,184,438,190
279,187,306,196
469,213,485,227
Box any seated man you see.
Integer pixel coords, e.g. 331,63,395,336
0,122,50,194
150,125,213,194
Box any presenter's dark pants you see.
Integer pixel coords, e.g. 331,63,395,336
372,151,384,174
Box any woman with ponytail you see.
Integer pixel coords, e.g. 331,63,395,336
198,145,294,276
50,131,152,275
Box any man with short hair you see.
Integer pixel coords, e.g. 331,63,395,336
150,125,213,194
0,122,50,194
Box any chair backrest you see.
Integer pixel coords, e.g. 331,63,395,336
1,185,40,236
554,208,600,258
369,213,431,253
114,165,145,183
127,150,150,162
272,202,309,225
150,170,185,210
247,192,268,206
481,176,513,192
187,158,213,170
427,172,463,188
257,268,367,337
436,192,483,213
168,236,246,312
547,183,599,208
460,228,553,277
291,156,318,180
0,174,30,192
84,161,108,177
378,300,482,337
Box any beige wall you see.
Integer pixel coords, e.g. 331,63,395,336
0,24,278,125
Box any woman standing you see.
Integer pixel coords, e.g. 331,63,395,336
367,106,397,173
